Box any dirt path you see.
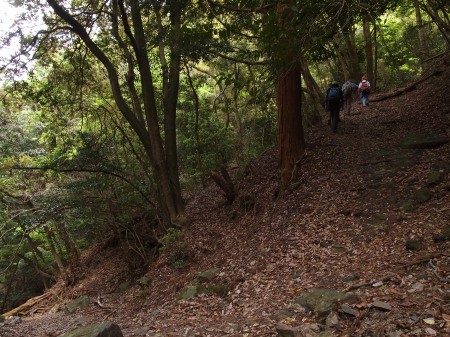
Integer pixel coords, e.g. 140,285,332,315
1,72,449,336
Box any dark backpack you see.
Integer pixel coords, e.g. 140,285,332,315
343,82,352,97
327,87,341,103
360,81,370,92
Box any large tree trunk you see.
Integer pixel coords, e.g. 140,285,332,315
299,55,325,108
372,19,378,89
276,1,306,187
185,64,205,186
414,0,429,61
164,4,184,212
128,0,185,224
342,27,361,81
363,15,375,89
43,226,69,285
334,41,350,81
55,222,79,279
277,68,306,187
233,63,246,162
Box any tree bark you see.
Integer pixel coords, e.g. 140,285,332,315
334,40,350,81
277,68,305,187
363,15,375,90
43,226,69,284
164,3,184,207
54,222,79,280
372,19,378,89
233,63,245,160
342,27,361,81
414,0,428,61
185,64,205,186
210,165,236,204
299,55,325,108
276,1,306,188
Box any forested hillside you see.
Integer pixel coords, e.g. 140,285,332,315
0,1,449,336
1,50,449,337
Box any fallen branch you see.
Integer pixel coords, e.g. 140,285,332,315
94,295,112,310
345,274,395,292
422,50,449,63
395,253,447,271
103,310,116,321
1,292,52,317
291,151,306,182
408,306,434,328
371,69,443,102
428,260,448,283
357,158,392,166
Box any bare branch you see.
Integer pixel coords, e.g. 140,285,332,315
9,165,156,207
215,51,268,65
206,0,275,13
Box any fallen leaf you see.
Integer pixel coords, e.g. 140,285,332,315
423,318,435,325
398,301,416,307
424,327,437,335
371,300,392,311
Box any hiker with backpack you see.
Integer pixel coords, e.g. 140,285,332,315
325,81,343,133
358,76,371,107
341,80,358,115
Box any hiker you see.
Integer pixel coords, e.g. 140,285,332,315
358,76,371,107
325,81,343,133
341,80,358,115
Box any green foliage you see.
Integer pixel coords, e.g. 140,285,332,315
374,5,447,88
177,60,277,185
376,14,421,86
206,284,230,298
0,55,159,310
159,228,185,253
159,227,189,269
167,249,189,270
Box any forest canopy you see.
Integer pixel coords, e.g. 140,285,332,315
0,0,448,313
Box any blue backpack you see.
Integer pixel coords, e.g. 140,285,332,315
328,87,341,103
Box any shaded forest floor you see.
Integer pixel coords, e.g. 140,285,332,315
1,63,449,336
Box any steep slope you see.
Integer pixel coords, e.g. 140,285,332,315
1,61,449,337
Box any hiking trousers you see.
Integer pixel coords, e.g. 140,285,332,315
328,103,341,132
343,96,352,115
360,92,369,106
